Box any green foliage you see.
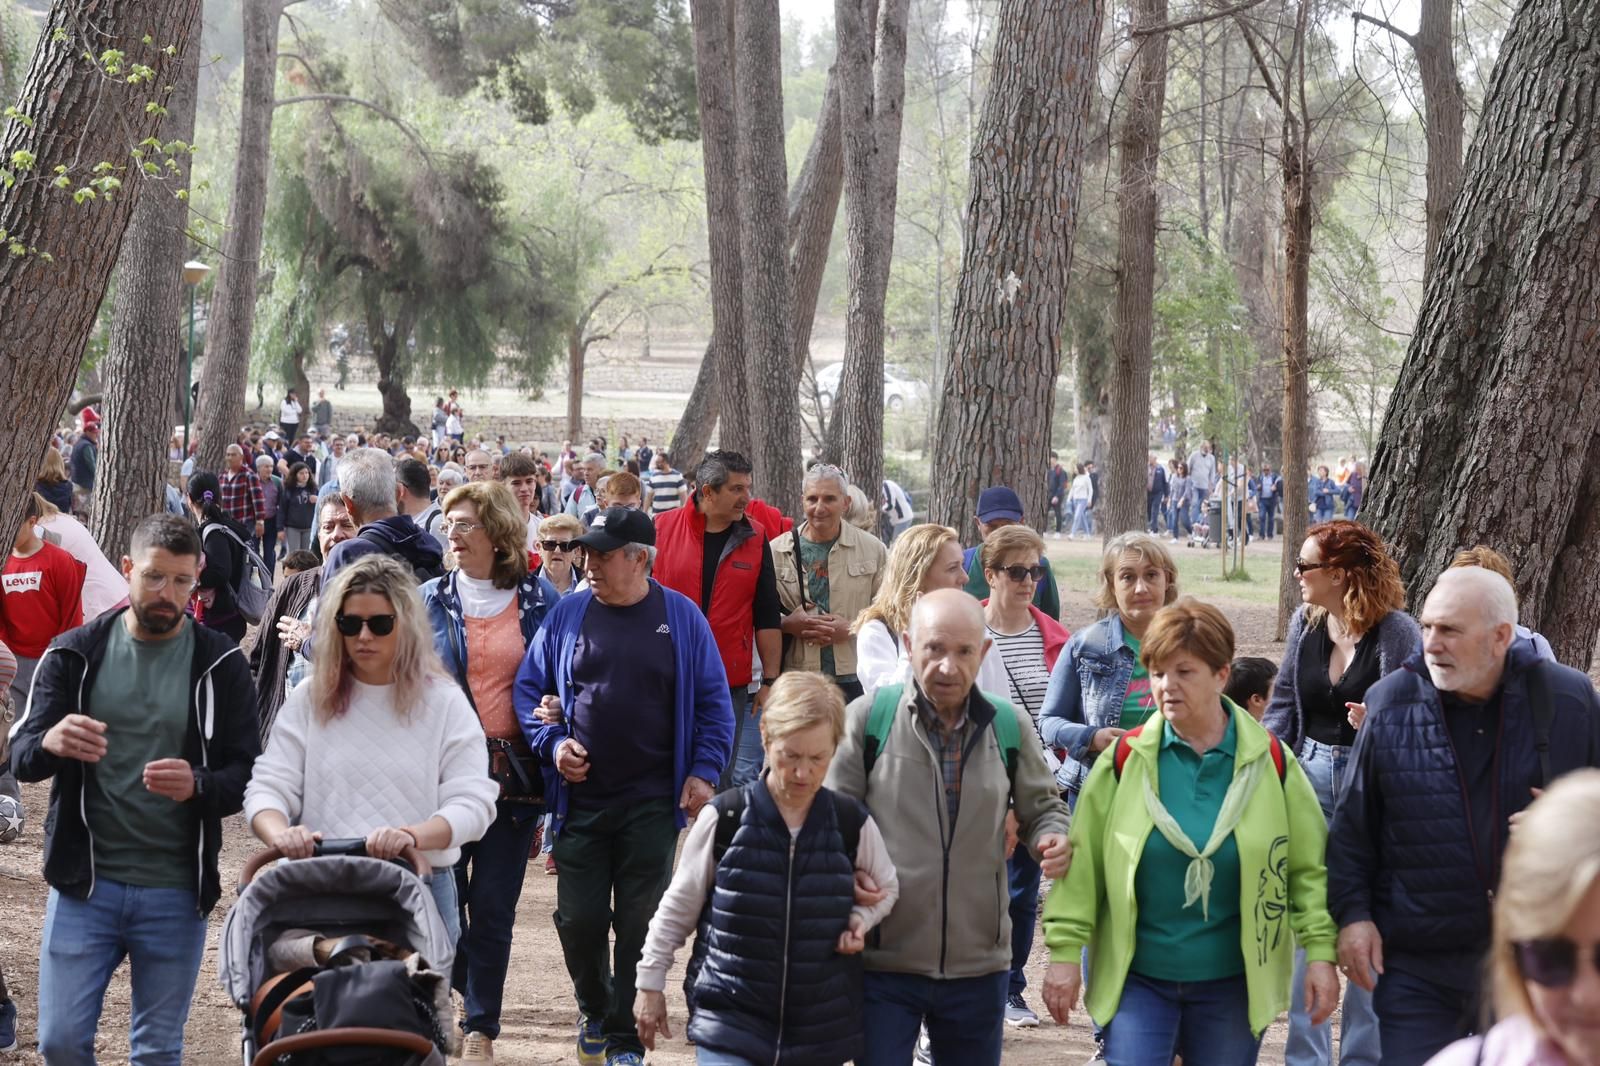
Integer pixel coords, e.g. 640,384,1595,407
1153,222,1256,449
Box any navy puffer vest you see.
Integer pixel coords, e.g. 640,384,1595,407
687,780,864,1066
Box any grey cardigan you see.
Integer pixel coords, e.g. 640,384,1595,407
1263,605,1423,754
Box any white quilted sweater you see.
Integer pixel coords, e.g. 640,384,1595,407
244,676,499,867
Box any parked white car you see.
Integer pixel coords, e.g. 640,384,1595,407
811,361,929,411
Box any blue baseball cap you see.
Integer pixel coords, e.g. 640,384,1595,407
976,486,1025,523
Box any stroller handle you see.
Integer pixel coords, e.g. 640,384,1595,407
252,1026,435,1066
237,840,433,893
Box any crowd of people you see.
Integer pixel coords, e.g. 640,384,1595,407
2,404,1598,1066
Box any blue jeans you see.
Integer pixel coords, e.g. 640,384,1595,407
860,969,1008,1066
453,802,541,1038
1315,502,1335,524
723,687,763,789
1071,500,1093,536
1286,740,1381,1066
1008,844,1042,997
696,1050,761,1066
1104,972,1261,1066
426,868,460,945
1259,497,1278,539
1371,967,1480,1066
38,881,208,1065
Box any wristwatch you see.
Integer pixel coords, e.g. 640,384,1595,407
760,677,778,688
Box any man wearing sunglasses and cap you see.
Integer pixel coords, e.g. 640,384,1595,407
961,486,1061,620
1327,565,1600,1066
514,506,734,1066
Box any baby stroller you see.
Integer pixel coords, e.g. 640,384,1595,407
221,840,460,1066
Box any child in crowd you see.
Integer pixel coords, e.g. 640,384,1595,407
279,549,320,577
1224,655,1278,720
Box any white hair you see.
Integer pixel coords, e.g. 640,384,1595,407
620,542,657,572
338,447,398,516
804,463,850,494
1434,566,1520,628
584,452,606,465
437,468,465,490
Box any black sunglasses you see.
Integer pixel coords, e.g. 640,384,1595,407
335,613,396,637
998,564,1048,583
541,540,578,553
1514,938,1600,987
1293,561,1328,574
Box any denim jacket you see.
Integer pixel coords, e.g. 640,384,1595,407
1039,614,1137,793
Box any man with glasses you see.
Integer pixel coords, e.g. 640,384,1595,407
514,506,733,1066
1327,566,1600,1066
464,449,496,483
8,514,260,1064
961,486,1061,620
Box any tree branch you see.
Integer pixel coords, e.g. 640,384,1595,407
273,93,433,159
1352,10,1418,48
1133,0,1273,37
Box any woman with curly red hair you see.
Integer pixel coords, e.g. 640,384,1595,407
1266,519,1422,1066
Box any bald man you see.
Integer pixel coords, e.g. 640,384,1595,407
1328,567,1600,1066
826,588,1070,1066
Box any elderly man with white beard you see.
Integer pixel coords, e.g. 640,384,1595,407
1327,566,1600,1066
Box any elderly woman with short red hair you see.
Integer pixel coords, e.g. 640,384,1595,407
1042,598,1339,1065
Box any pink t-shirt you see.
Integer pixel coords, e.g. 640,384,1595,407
463,598,524,740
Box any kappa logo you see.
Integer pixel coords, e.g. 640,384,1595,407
655,623,671,635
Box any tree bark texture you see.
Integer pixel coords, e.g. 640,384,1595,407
193,0,284,474
929,0,1104,541
1074,332,1111,470
566,327,587,443
1103,2,1170,540
91,22,201,561
829,0,908,497
0,0,204,553
365,291,421,437
732,0,801,516
1276,145,1313,638
686,0,752,460
1364,0,1600,667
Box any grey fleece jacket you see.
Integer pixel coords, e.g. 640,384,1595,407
825,682,1070,979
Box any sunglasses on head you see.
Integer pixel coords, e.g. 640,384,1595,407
541,539,578,553
999,564,1048,583
335,613,396,637
1514,937,1600,988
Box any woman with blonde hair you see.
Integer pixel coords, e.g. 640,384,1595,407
245,555,498,945
1429,770,1600,1066
852,523,997,692
34,449,73,514
634,671,899,1065
1265,519,1421,1065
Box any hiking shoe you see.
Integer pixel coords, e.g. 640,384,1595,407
1005,993,1040,1027
528,822,543,859
545,854,558,875
459,1031,493,1062
913,1021,933,1064
0,998,16,1053
605,1053,645,1066
576,1016,606,1065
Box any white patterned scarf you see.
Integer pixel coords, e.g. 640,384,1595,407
1142,751,1265,921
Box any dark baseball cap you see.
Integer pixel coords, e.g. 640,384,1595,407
976,486,1025,523
574,506,657,554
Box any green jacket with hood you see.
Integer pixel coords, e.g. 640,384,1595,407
1042,699,1337,1037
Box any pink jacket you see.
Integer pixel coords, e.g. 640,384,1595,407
1427,1016,1571,1066
980,601,1071,672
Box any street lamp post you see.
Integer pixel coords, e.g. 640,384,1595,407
181,260,209,456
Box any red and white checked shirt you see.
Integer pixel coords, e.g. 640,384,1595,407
218,468,265,525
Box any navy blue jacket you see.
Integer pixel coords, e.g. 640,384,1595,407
688,780,864,1066
1328,641,1600,973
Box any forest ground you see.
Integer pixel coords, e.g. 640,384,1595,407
0,536,1383,1063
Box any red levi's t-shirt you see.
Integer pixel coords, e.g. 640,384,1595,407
0,540,87,658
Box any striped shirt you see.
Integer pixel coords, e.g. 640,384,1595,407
649,470,687,513
987,621,1051,734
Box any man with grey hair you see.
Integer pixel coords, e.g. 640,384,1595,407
217,443,266,549
1329,566,1600,1066
321,448,443,583
513,506,733,1066
563,452,606,517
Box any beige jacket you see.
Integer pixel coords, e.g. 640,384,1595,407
824,682,1070,979
772,521,887,675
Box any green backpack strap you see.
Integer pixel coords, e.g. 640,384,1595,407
982,692,1021,783
863,683,903,776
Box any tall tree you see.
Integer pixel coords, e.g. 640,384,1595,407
929,0,1105,539
1102,0,1171,538
0,0,203,551
1364,0,1600,667
192,0,289,473
829,0,909,495
732,0,801,513
92,18,201,560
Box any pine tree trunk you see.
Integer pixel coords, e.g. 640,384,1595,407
1104,0,1169,540
91,23,200,561
193,0,283,473
1276,145,1313,638
1414,0,1464,275
0,0,203,551
671,341,721,465
1364,0,1600,667
687,0,752,459
566,326,585,442
733,0,801,515
367,293,420,436
1074,339,1111,469
929,0,1104,540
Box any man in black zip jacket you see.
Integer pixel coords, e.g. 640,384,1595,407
1328,566,1600,1066
7,513,260,1065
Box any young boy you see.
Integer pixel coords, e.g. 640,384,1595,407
1225,656,1278,720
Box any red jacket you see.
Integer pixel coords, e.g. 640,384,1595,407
745,498,792,541
655,498,767,687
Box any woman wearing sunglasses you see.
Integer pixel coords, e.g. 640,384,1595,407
243,553,498,938
1428,770,1600,1066
1263,518,1419,1066
536,512,586,597
418,480,559,1061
